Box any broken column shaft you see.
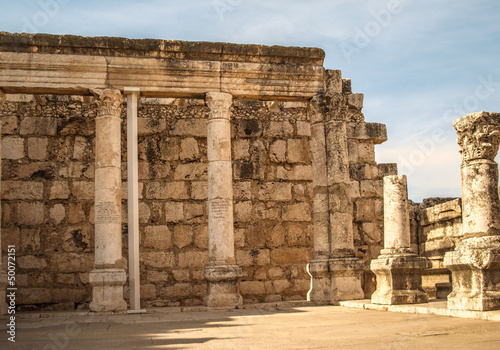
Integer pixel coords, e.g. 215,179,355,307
88,89,127,312
204,92,242,307
371,175,428,305
444,111,500,311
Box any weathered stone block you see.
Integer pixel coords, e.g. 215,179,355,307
273,280,291,293
172,269,191,282
173,225,193,248
145,182,188,199
2,181,43,200
258,182,292,201
377,163,398,177
21,228,41,252
276,165,312,181
165,202,184,222
358,142,375,163
354,198,375,221
178,251,208,268
174,163,207,181
180,137,200,161
349,122,387,144
268,266,284,279
347,140,359,163
360,180,383,198
171,119,207,137
233,139,250,160
27,137,48,160
18,255,47,269
271,247,313,264
286,225,309,247
138,117,167,135
2,115,18,134
18,288,52,304
139,202,151,223
240,281,272,295
2,137,24,159
71,181,94,200
264,121,293,136
420,199,462,226
235,201,252,222
194,225,209,250
233,181,252,200
191,181,208,200
17,202,45,225
50,204,66,225
282,202,311,221
267,224,286,247
144,225,172,250
296,121,311,136
50,181,70,200
349,164,378,180
270,140,287,163
141,252,175,268
20,117,57,135
287,139,311,163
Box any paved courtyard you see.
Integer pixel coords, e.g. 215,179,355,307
1,304,499,349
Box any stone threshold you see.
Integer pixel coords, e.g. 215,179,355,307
9,300,324,320
339,299,500,321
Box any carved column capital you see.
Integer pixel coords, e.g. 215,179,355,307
206,92,232,120
91,89,123,118
453,111,500,163
308,94,327,124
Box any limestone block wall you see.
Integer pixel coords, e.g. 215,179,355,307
1,93,388,310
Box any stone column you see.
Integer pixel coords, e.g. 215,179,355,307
307,87,364,303
307,95,332,302
0,89,7,315
370,175,428,305
89,89,127,312
444,111,500,311
204,92,242,307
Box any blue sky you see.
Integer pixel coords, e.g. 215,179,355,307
1,0,500,201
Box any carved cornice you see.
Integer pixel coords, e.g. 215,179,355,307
90,89,123,118
453,111,500,162
206,92,232,120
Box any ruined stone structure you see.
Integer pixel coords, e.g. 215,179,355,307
2,33,498,314
0,32,392,311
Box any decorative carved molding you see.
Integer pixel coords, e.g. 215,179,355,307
90,89,123,118
453,111,500,162
206,92,232,120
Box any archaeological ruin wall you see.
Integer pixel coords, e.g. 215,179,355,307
0,32,393,311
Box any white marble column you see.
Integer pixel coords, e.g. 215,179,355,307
0,89,7,315
445,111,500,311
371,175,428,305
89,89,127,312
124,87,143,312
204,92,242,307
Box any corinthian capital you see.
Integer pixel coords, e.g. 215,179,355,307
91,89,123,118
453,111,500,162
206,92,232,120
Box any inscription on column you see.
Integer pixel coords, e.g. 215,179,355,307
211,200,229,219
96,202,120,223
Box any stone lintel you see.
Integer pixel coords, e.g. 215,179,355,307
0,32,324,100
420,198,462,226
348,122,388,144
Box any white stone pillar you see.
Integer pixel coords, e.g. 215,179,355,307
89,89,127,312
371,175,428,305
0,89,7,315
445,111,500,311
381,175,412,255
204,92,242,306
204,92,242,307
124,87,143,312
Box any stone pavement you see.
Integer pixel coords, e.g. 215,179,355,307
1,303,500,349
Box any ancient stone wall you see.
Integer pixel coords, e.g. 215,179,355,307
1,92,390,309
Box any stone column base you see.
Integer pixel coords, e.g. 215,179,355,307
89,268,127,312
0,270,8,315
444,237,500,311
307,259,331,303
307,257,364,304
329,257,365,303
204,264,243,307
371,254,428,305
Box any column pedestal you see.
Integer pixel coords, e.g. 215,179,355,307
444,112,500,311
371,254,428,305
307,260,331,303
204,265,243,307
329,258,365,303
444,236,500,311
89,269,127,312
